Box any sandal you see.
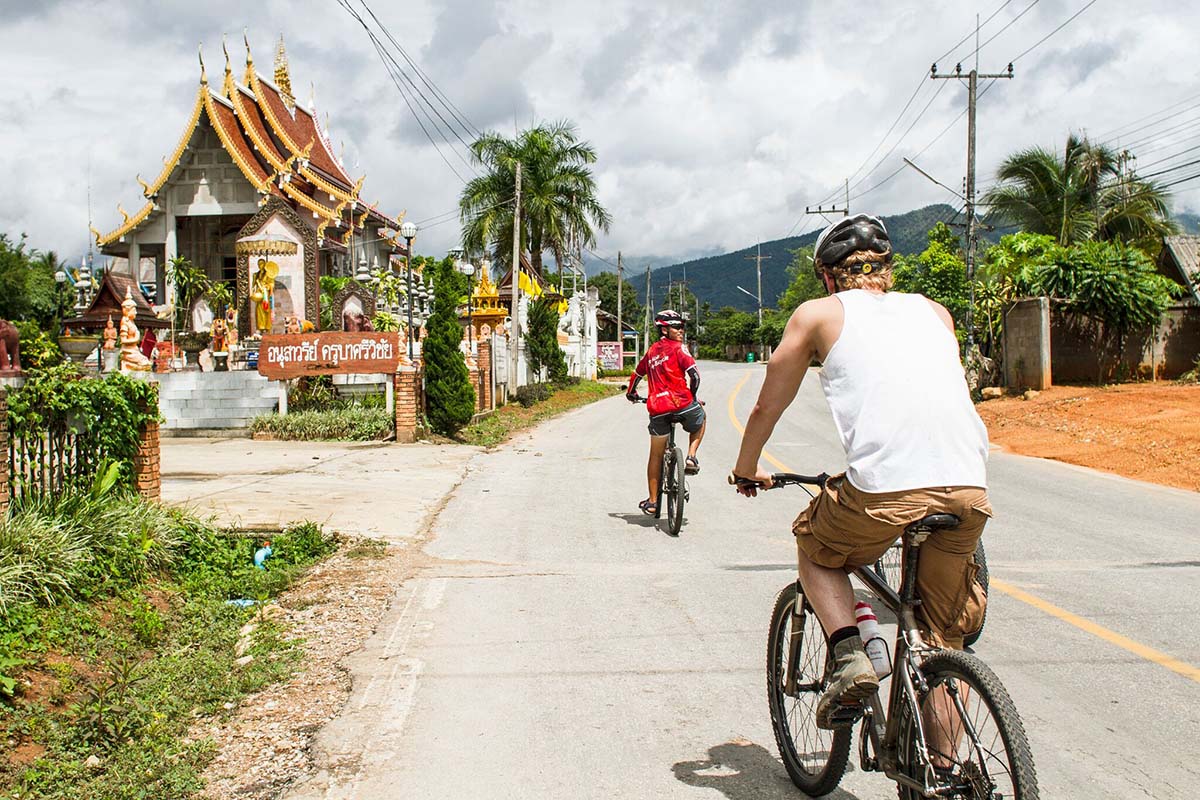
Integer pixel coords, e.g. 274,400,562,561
685,456,700,475
638,499,658,515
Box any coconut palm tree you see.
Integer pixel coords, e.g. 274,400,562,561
983,133,1176,250
459,120,611,279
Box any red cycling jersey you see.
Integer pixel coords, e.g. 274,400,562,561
631,339,696,416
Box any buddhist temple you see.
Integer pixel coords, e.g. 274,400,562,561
92,34,407,338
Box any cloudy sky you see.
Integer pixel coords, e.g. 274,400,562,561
1,0,1197,268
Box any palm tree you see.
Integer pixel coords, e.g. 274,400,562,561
459,120,611,279
983,133,1176,250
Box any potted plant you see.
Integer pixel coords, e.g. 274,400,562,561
57,332,99,365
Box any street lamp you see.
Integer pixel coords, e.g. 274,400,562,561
456,255,476,346
400,221,418,358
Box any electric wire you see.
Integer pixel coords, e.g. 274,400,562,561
1011,0,1100,63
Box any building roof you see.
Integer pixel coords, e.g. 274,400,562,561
94,35,404,252
1160,235,1200,305
63,273,169,331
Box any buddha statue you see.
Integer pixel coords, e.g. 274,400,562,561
102,315,117,350
119,288,151,372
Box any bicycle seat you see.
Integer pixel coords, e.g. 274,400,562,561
905,513,960,533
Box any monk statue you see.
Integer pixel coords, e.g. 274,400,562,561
283,315,301,335
343,311,375,332
210,316,228,353
102,315,117,350
250,259,278,336
119,288,152,372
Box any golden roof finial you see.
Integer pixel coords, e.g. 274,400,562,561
222,35,231,76
198,43,207,84
118,204,130,224
137,174,151,196
274,34,295,111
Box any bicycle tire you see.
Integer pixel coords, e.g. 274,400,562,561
894,649,1038,800
767,583,851,796
962,540,988,648
655,452,666,519
666,446,685,536
873,540,990,647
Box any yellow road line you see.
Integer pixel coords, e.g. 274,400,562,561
990,578,1200,685
726,370,1200,686
726,371,791,473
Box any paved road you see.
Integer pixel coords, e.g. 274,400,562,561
288,361,1200,799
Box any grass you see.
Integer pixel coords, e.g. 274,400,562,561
249,407,394,441
457,380,622,447
0,481,338,799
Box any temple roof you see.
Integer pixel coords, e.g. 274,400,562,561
95,35,405,251
63,273,169,331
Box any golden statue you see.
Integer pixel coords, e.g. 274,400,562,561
102,315,117,350
250,259,279,335
119,288,151,372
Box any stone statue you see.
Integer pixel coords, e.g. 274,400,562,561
0,319,20,373
191,297,214,332
119,288,151,372
102,315,117,350
284,315,301,335
225,307,239,348
250,258,278,335
210,316,229,353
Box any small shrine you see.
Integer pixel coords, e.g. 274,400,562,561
465,270,508,338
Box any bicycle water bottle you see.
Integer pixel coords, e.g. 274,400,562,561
855,601,892,678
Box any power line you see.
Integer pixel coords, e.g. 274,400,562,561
1096,93,1200,141
1011,0,1100,63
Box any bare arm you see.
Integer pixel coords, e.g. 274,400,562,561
732,301,824,486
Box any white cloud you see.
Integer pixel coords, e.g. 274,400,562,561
0,0,1197,268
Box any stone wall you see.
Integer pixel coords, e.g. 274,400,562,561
1050,305,1200,383
137,370,281,432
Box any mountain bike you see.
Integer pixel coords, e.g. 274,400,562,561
734,472,1038,799
633,397,689,536
875,538,989,647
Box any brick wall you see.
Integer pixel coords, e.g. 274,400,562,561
477,338,492,411
394,367,424,443
1003,297,1052,390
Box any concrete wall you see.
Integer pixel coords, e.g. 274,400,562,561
1051,305,1200,383
1003,298,1052,390
136,370,281,432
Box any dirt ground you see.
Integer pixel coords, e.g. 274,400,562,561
977,382,1200,493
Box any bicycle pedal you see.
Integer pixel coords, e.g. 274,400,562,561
826,702,864,728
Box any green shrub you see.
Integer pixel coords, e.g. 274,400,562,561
527,296,568,383
514,383,552,407
697,345,724,360
596,367,632,379
14,320,63,371
249,407,393,441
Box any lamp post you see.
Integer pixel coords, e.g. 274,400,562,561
400,221,417,358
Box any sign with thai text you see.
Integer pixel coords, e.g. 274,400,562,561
258,332,403,379
597,341,622,371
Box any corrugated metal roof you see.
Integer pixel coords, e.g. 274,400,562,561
1162,235,1200,305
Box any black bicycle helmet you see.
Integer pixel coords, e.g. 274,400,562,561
813,213,891,274
655,309,685,331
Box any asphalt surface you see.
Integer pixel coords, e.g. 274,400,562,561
287,360,1200,799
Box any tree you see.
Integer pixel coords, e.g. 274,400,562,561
526,295,568,383
460,121,612,277
893,223,970,337
777,246,822,314
589,271,642,340
0,233,71,327
423,257,476,436
983,133,1176,252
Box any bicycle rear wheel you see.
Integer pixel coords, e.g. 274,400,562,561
873,540,989,646
894,649,1038,799
767,583,850,796
665,446,685,536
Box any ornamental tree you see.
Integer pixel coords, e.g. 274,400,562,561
423,257,476,436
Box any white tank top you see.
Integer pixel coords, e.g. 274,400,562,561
818,290,989,493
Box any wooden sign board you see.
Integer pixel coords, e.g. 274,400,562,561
258,332,403,379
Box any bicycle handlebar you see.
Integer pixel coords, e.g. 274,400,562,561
727,472,829,490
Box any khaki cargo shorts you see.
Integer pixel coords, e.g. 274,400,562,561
792,473,992,649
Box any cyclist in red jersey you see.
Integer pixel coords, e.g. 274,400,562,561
627,310,706,515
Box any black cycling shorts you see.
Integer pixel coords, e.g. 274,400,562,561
648,401,706,437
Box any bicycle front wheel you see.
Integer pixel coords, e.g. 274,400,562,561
665,446,685,536
767,583,850,796
895,649,1038,799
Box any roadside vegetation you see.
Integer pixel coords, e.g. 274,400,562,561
0,462,336,798
250,376,391,442
458,380,620,447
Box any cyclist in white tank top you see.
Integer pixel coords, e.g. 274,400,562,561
731,214,992,732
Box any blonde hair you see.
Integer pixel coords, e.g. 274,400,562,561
818,249,894,292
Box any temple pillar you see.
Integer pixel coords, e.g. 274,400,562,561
477,337,492,411
127,240,140,278
394,366,424,443
163,208,177,306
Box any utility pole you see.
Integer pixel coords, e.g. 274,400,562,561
510,161,522,389
931,20,1013,349
804,178,849,220
643,266,651,354
744,243,771,325
616,251,623,346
